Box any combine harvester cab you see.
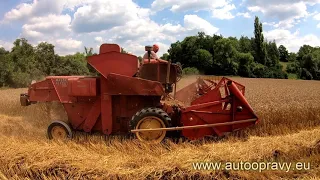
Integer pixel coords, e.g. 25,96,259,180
20,43,258,143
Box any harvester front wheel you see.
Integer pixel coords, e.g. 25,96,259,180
130,108,171,143
47,121,72,140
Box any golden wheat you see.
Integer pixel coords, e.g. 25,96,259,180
0,76,320,179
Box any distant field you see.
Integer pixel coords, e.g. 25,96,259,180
0,76,320,179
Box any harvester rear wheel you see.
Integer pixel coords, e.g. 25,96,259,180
130,107,171,143
47,121,72,140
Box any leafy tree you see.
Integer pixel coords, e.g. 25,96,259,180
288,52,297,62
160,53,169,60
213,38,238,75
168,41,183,64
35,42,56,75
211,34,224,57
195,32,207,49
300,68,313,80
6,38,42,87
0,48,11,86
253,16,267,65
0,47,8,55
297,45,313,62
294,47,320,80
286,62,299,73
251,63,266,78
196,32,216,54
238,36,252,53
278,45,289,62
191,49,212,73
169,36,200,68
236,52,254,77
52,53,89,76
84,46,93,56
266,40,280,67
10,38,36,73
182,67,199,75
84,46,98,75
181,36,200,64
228,37,240,52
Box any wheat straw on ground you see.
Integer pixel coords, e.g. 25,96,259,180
0,77,320,179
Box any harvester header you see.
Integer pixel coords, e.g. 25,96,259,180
20,43,258,143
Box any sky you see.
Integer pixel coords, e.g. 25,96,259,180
0,0,320,56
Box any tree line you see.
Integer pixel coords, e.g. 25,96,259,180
162,16,320,80
0,16,320,88
0,39,94,88
0,38,147,88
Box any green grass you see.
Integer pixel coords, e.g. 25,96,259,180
279,62,299,80
280,61,290,71
288,73,298,79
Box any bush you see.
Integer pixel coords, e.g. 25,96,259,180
267,67,288,79
9,71,32,88
251,63,266,78
251,63,288,79
182,67,199,75
299,68,313,80
236,52,254,77
286,62,299,74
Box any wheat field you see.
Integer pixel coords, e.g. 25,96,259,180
1,76,320,179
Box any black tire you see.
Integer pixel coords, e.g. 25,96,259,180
130,107,172,142
47,121,73,140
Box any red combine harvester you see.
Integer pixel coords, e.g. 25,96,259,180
20,44,259,143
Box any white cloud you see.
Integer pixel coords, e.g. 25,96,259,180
18,14,73,54
313,13,320,28
262,22,276,26
0,0,219,56
314,13,320,20
22,14,71,35
212,4,236,19
22,29,43,39
94,36,103,43
71,0,150,33
0,40,13,51
1,3,32,22
264,29,320,52
155,42,170,57
1,0,65,23
151,0,235,20
246,0,320,29
247,6,261,12
160,23,184,34
151,0,228,12
184,15,219,35
56,38,82,49
107,19,169,43
237,12,251,18
31,38,82,55
88,14,218,56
